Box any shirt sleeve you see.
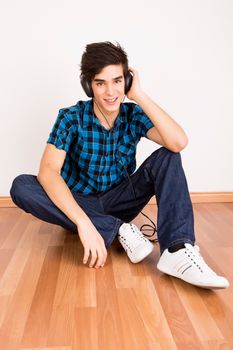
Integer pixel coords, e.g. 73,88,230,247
47,109,77,152
132,104,154,139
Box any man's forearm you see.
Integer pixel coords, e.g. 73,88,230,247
37,170,91,228
134,92,188,151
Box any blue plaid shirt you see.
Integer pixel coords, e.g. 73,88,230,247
47,99,154,195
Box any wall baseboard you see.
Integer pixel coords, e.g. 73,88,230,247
0,197,17,208
148,192,233,204
182,192,233,204
0,193,233,208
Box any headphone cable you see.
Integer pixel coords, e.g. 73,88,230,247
93,97,158,243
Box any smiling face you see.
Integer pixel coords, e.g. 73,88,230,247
91,64,125,118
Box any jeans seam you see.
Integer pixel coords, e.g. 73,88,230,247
105,218,123,247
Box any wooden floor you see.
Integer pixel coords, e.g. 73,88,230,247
0,203,233,350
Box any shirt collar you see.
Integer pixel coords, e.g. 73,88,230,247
83,99,127,129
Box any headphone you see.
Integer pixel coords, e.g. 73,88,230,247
80,71,133,98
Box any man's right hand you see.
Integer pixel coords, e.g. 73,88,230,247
77,219,108,269
37,145,108,268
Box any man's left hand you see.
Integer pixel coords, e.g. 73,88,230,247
126,67,144,102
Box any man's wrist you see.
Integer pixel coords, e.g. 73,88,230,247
75,216,92,228
133,91,148,105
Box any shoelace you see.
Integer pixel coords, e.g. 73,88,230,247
119,224,149,253
185,245,215,275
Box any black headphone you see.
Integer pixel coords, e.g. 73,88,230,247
80,71,133,98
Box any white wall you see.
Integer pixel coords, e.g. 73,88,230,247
1,0,233,195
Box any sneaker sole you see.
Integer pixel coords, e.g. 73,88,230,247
157,264,229,289
130,243,154,263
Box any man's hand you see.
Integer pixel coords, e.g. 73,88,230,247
77,219,107,269
126,66,144,102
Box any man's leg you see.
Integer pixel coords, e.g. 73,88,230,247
100,147,229,288
10,174,123,248
100,147,195,254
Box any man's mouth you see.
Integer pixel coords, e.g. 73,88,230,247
104,97,118,105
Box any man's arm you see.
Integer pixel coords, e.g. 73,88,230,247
127,67,188,153
37,144,107,268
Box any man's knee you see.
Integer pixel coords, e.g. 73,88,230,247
10,174,32,206
150,146,181,162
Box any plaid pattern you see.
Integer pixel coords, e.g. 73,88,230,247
47,99,154,195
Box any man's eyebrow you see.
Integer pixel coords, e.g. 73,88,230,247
93,75,123,82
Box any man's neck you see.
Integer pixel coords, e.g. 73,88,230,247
93,101,120,127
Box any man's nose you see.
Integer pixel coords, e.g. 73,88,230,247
106,84,114,95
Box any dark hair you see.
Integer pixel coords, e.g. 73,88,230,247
80,41,129,83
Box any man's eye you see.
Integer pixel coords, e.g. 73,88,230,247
115,80,122,83
97,82,103,86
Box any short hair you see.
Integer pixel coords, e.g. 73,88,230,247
80,41,129,83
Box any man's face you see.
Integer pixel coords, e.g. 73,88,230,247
91,64,125,116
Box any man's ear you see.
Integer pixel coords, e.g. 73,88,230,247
80,76,94,97
125,71,133,94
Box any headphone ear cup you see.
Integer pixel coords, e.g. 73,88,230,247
125,71,133,94
80,77,94,98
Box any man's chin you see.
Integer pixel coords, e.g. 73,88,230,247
102,101,121,112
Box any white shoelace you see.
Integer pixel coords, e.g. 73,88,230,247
184,244,216,275
119,224,149,252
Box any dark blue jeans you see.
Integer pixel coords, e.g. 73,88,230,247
10,147,195,253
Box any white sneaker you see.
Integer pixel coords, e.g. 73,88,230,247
118,223,154,263
157,243,229,289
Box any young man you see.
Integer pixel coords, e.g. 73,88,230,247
10,41,229,289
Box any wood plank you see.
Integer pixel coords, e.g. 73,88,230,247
48,227,66,247
0,249,14,280
0,224,51,349
20,347,71,350
117,277,177,349
51,234,96,308
173,280,224,342
111,240,137,288
153,273,204,349
46,305,75,348
20,247,63,348
201,340,232,350
96,254,126,350
73,308,98,350
0,212,37,250
0,221,39,296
